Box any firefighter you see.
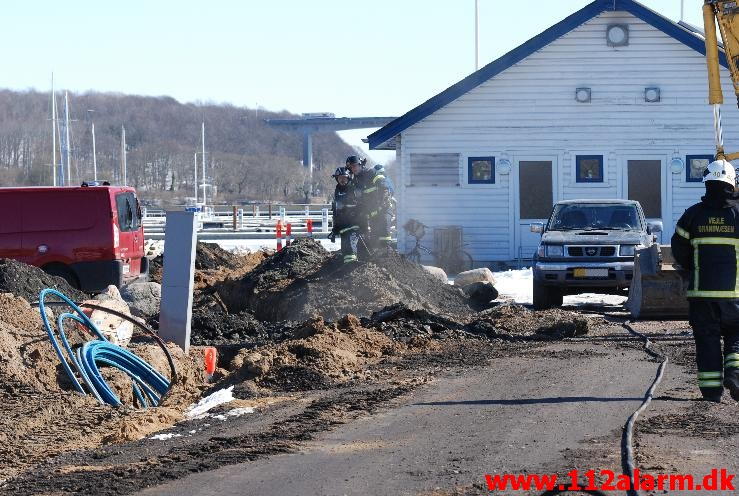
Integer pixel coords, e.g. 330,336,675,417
672,159,739,403
329,167,359,263
346,155,394,252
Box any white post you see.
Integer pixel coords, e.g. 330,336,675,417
474,0,479,70
238,208,244,229
91,122,97,181
680,0,684,22
201,122,207,206
255,205,260,219
304,205,310,217
279,206,286,222
121,125,127,186
322,207,329,233
51,74,57,186
64,92,72,185
193,153,198,204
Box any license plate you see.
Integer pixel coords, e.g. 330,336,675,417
573,268,608,278
122,264,130,274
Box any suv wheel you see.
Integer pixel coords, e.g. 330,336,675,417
533,280,562,310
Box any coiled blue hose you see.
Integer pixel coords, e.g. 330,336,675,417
38,288,171,407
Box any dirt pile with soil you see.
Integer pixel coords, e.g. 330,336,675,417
225,315,404,392
367,302,591,342
213,239,472,322
149,242,269,289
0,258,86,303
0,293,207,481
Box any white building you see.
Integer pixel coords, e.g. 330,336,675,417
368,0,739,266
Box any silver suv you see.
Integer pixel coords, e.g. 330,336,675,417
531,199,662,309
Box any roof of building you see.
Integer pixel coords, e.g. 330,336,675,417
368,0,726,150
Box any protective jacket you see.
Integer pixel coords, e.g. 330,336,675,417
331,183,358,233
672,183,739,299
354,167,391,221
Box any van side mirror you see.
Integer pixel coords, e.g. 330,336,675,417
530,223,544,234
647,221,663,234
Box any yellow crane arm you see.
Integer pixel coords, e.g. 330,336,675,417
704,1,739,161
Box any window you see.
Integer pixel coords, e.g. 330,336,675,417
115,192,141,232
686,155,714,182
467,156,495,184
576,155,604,183
409,153,459,186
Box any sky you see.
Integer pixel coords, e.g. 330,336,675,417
0,1,702,162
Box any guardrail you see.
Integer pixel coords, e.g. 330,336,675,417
142,204,333,240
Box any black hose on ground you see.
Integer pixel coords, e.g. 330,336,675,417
32,300,178,397
620,322,669,496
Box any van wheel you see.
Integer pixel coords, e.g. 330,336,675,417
42,264,81,290
533,281,562,310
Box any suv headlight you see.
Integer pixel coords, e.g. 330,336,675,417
619,245,636,257
546,245,564,257
537,244,545,257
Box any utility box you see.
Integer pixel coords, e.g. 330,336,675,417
158,211,197,352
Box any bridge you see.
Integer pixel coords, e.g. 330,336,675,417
265,115,397,177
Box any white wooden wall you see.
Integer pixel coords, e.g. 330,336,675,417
396,10,739,264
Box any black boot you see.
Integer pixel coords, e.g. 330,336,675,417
724,368,739,401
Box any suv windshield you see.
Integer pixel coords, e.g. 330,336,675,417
548,203,641,231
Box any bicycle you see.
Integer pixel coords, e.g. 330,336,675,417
403,219,473,274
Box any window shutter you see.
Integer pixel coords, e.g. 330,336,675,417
409,153,459,186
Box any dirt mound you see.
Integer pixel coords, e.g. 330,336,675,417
0,293,207,480
0,258,86,303
215,239,472,322
227,315,403,392
469,304,590,340
149,242,268,289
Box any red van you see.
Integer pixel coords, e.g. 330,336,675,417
0,184,149,292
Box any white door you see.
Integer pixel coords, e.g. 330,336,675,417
622,157,667,244
515,158,557,260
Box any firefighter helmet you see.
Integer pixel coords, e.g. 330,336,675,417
703,159,737,186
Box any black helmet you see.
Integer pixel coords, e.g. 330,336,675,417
346,155,366,167
332,167,350,179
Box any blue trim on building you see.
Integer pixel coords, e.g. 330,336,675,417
685,154,714,183
575,155,604,183
368,0,727,150
468,156,495,184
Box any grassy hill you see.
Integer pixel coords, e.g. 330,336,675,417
0,89,357,203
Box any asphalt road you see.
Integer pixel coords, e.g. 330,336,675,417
139,341,658,496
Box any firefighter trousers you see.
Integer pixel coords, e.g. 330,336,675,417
688,299,739,398
367,209,391,250
338,225,359,263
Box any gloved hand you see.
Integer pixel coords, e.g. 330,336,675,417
328,232,336,243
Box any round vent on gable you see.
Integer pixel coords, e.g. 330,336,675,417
606,24,629,47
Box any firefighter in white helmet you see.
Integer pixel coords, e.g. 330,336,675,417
672,159,739,402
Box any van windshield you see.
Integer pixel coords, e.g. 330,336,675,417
548,203,641,231
115,192,141,232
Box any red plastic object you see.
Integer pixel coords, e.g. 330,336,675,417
276,220,283,251
286,223,292,245
204,347,217,375
306,219,313,236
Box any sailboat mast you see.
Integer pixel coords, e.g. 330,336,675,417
193,153,198,204
92,122,97,181
121,126,127,186
201,121,207,206
51,74,57,186
64,92,72,185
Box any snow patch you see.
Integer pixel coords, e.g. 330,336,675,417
150,433,182,441
493,268,627,307
185,386,235,419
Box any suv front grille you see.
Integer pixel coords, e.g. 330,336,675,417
566,246,617,257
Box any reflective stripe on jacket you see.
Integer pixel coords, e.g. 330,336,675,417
672,202,739,298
